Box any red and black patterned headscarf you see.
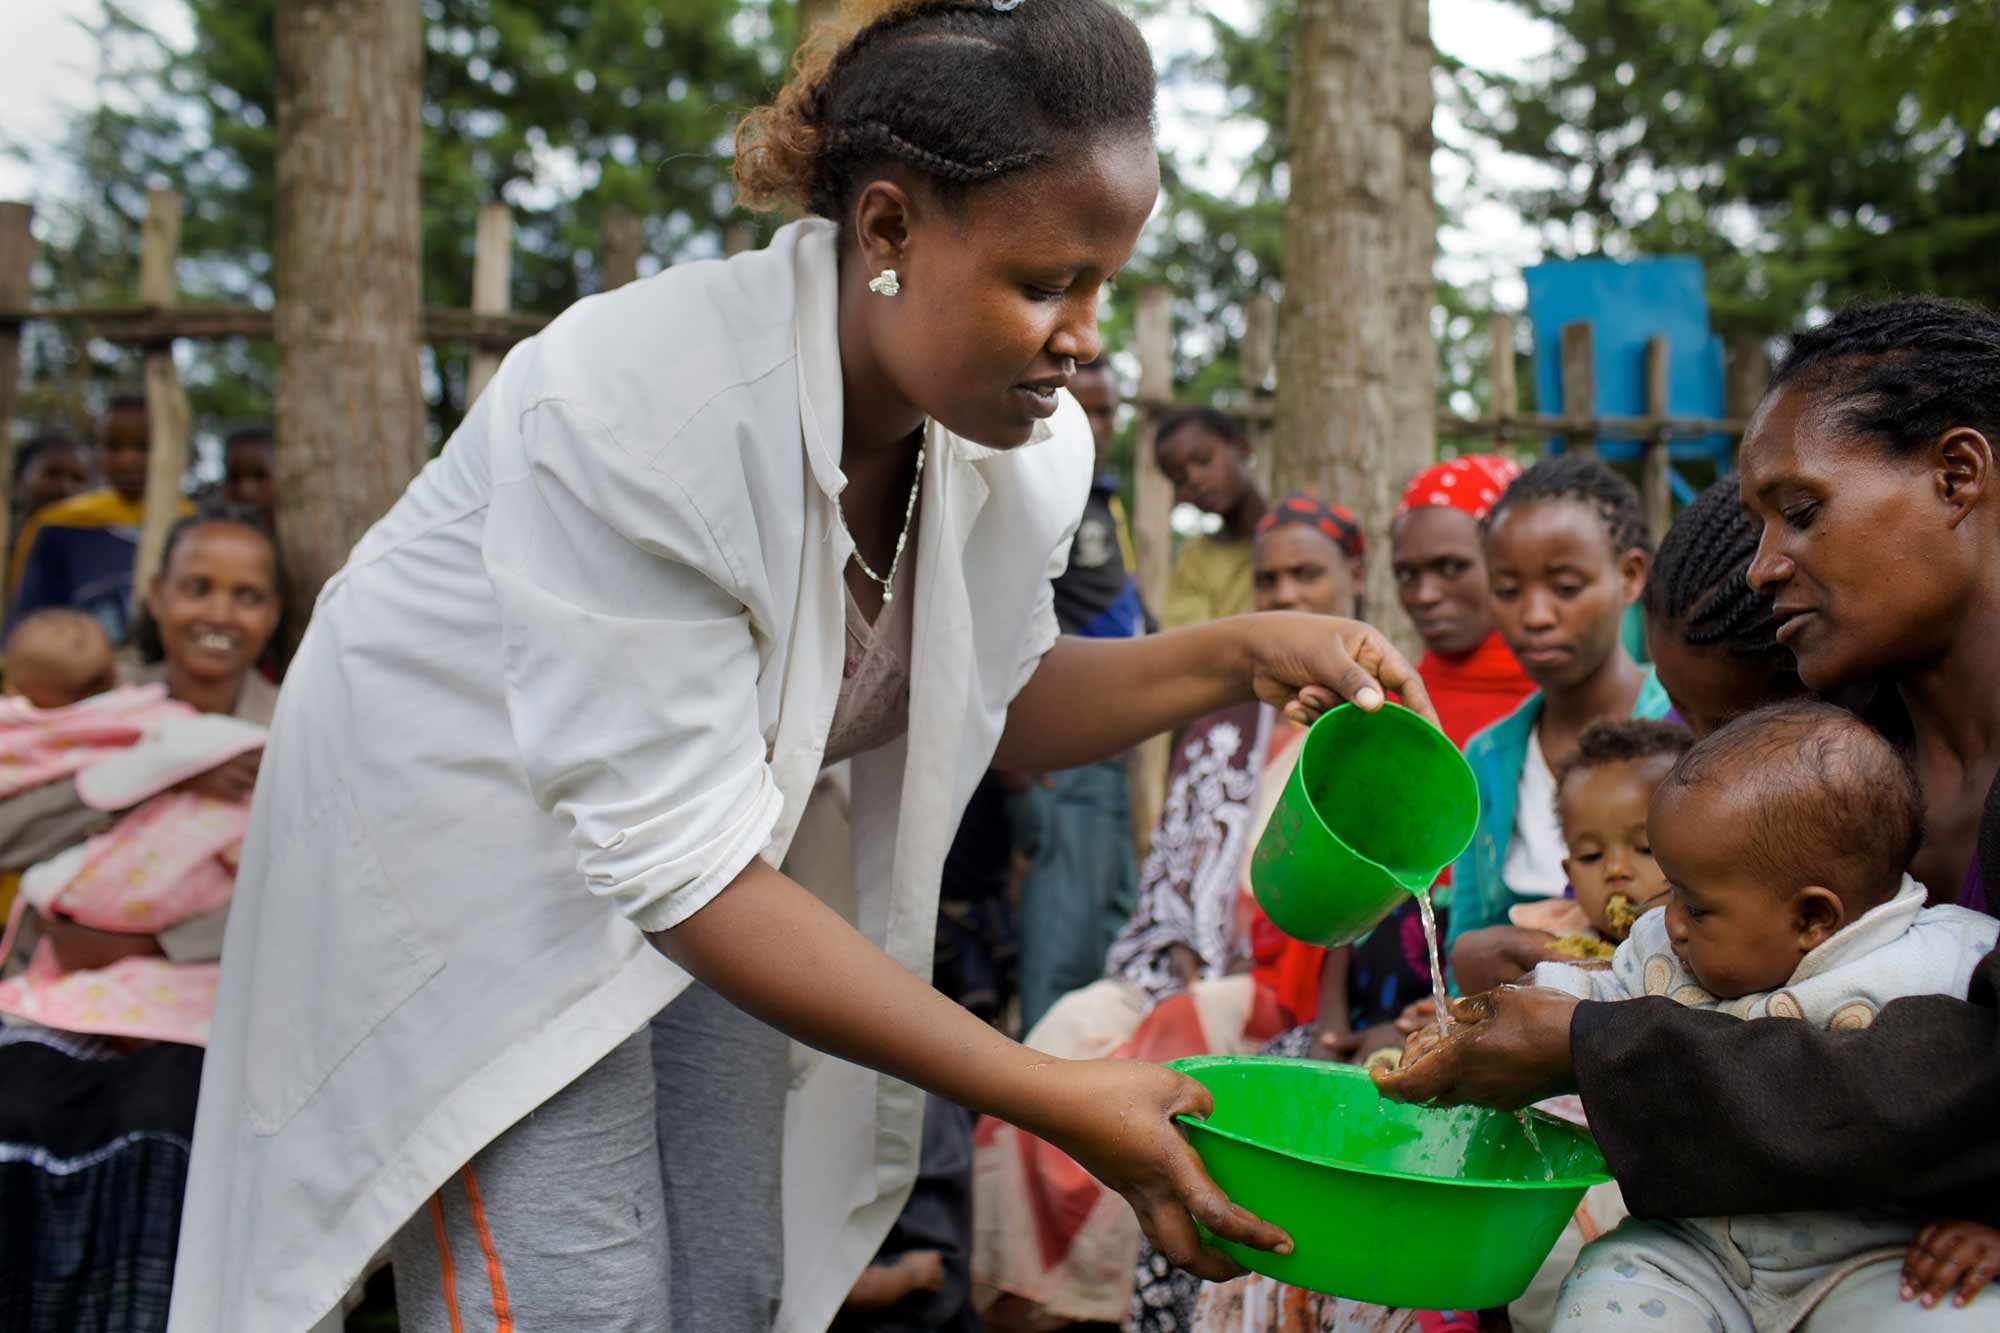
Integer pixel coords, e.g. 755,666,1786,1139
1255,490,1365,559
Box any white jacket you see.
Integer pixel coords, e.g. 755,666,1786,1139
168,219,1092,1332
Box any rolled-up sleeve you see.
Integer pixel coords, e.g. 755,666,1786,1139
485,398,782,933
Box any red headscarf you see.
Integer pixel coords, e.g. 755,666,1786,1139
1255,490,1365,558
1398,454,1522,522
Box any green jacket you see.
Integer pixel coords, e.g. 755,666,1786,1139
1441,667,1671,986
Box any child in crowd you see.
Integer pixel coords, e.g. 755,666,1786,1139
3,609,117,710
1534,701,2000,1329
1154,406,1269,629
1456,720,1690,992
1442,455,1670,981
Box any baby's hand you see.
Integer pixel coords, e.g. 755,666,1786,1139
1902,1219,2000,1308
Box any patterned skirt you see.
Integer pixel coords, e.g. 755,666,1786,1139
0,1026,203,1333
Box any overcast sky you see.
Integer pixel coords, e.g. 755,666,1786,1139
0,0,1558,306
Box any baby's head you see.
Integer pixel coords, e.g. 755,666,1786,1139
1651,700,1921,998
1554,720,1692,941
4,609,116,710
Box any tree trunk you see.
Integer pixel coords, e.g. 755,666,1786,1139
1272,0,1436,656
273,0,426,633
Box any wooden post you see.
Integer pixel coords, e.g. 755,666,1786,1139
466,202,513,407
274,0,427,630
602,208,642,291
1128,286,1176,860
131,190,193,617
0,202,33,555
1489,312,1517,451
1559,320,1596,458
1271,0,1435,658
1641,336,1673,542
1242,291,1277,496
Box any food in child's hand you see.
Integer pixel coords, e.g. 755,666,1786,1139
1546,931,1617,961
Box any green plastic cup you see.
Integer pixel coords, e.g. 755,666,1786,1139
1172,1056,1610,1308
1250,702,1478,947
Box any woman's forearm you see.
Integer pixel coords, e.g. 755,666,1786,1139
995,623,1255,772
653,858,1068,1131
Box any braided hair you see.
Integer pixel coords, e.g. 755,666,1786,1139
1643,476,1790,667
1771,296,2000,456
1485,454,1650,557
735,0,1155,220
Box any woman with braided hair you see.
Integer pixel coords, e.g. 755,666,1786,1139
1381,297,2000,1320
168,4,1435,1330
1643,475,1803,739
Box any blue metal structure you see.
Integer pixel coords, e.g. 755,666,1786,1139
1523,256,1734,502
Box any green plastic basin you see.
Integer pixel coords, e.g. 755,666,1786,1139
1171,1056,1610,1309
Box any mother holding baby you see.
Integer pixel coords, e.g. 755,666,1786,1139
166,4,1428,1331
1382,297,2000,1317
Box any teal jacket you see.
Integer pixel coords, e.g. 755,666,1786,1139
1441,666,1671,983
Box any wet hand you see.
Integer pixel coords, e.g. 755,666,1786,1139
1903,1219,2000,1309
1371,986,1581,1110
1393,998,1438,1035
1036,1058,1292,1281
1239,613,1436,728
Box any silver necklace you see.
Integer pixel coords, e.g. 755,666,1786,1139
837,442,924,605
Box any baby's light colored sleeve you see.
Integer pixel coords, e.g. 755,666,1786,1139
1527,960,1631,1002
484,397,783,934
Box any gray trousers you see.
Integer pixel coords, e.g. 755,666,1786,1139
1551,1217,1994,1333
391,984,789,1332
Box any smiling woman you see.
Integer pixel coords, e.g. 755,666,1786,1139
166,4,1435,1332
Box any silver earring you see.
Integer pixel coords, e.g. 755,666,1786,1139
868,269,901,297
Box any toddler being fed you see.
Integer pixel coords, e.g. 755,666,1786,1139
1537,701,2000,1330
1538,719,1689,959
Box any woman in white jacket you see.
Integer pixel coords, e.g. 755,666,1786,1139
169,2,1434,1330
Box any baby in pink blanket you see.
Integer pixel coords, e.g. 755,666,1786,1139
0,633,266,1047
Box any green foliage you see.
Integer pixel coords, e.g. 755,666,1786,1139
13,0,783,444
1117,0,1291,405
1454,0,2000,334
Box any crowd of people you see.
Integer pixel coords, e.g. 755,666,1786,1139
9,307,2000,1333
5,0,2000,1328
0,403,285,1329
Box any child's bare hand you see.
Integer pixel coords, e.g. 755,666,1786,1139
1903,1219,2000,1308
1034,1058,1292,1281
1393,997,1438,1035
176,750,262,803
896,1248,946,1293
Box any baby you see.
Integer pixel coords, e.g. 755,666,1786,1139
3,609,117,710
1537,701,2000,1329
1541,719,1690,959
1452,720,1690,991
